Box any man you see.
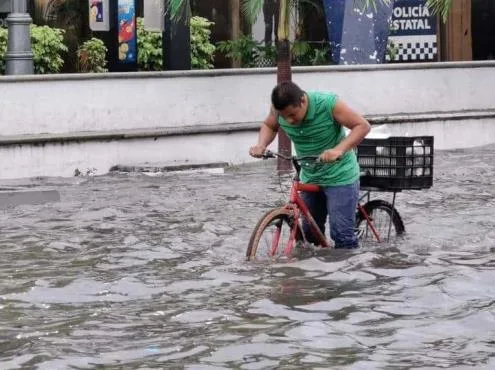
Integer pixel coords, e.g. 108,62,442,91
249,81,371,249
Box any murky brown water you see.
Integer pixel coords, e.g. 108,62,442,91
1,145,495,369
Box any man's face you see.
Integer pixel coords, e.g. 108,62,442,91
277,96,307,125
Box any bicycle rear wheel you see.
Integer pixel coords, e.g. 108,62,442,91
246,207,298,261
355,200,405,242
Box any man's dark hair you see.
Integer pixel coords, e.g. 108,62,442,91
271,81,305,110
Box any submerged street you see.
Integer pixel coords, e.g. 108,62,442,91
1,144,495,369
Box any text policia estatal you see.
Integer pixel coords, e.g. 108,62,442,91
391,5,433,32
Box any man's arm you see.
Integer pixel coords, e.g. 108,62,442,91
319,99,371,162
249,107,279,157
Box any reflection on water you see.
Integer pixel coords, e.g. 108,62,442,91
1,145,495,369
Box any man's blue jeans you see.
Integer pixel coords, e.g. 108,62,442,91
300,180,360,249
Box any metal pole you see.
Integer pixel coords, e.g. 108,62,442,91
5,0,33,75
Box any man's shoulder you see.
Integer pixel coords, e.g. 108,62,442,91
307,91,339,114
307,90,338,99
308,91,338,105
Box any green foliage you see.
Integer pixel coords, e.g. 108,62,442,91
136,16,215,71
0,24,68,75
190,16,215,69
217,37,330,68
426,0,452,22
77,37,108,73
386,38,399,62
254,45,277,67
30,24,68,74
0,27,7,75
216,35,262,68
292,41,330,66
137,17,163,71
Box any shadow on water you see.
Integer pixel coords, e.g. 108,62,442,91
1,145,495,368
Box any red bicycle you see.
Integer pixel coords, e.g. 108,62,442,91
246,151,405,261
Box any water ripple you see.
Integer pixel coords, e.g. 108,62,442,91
1,145,495,368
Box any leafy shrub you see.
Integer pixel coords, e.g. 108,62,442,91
0,27,6,74
1,24,68,74
77,37,108,73
217,37,331,68
30,24,68,74
292,41,331,66
136,16,215,71
137,17,163,71
216,35,262,68
190,16,215,69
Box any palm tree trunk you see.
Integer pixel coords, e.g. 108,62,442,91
230,0,241,68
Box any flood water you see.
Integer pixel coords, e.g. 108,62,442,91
1,144,494,369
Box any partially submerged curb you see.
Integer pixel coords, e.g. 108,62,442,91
109,161,230,175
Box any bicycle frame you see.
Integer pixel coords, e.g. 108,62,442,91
357,190,383,243
282,178,331,256
262,151,386,258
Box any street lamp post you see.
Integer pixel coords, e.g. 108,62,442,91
5,0,33,75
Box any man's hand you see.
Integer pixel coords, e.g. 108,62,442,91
319,148,343,163
249,145,267,158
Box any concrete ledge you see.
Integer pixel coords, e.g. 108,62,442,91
369,109,495,124
0,109,493,146
0,122,258,146
1,61,495,83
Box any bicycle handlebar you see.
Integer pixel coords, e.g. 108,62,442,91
262,150,370,179
262,150,321,162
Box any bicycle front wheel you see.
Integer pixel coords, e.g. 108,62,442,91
355,200,405,242
246,207,298,261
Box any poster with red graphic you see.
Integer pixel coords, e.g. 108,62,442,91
117,0,136,64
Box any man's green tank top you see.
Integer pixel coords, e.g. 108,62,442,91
277,91,360,186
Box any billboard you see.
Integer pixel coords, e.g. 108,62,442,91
386,0,438,62
117,0,137,64
89,0,110,31
323,0,393,64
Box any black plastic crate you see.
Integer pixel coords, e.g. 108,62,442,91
357,136,434,190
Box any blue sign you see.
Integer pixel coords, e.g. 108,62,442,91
390,0,437,36
387,0,438,62
322,0,393,65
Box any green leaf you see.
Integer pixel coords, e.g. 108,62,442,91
426,0,452,22
77,37,108,73
135,16,215,71
30,24,68,74
0,27,7,75
169,0,192,24
241,0,264,25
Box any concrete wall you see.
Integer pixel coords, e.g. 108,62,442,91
1,61,494,179
1,61,495,136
